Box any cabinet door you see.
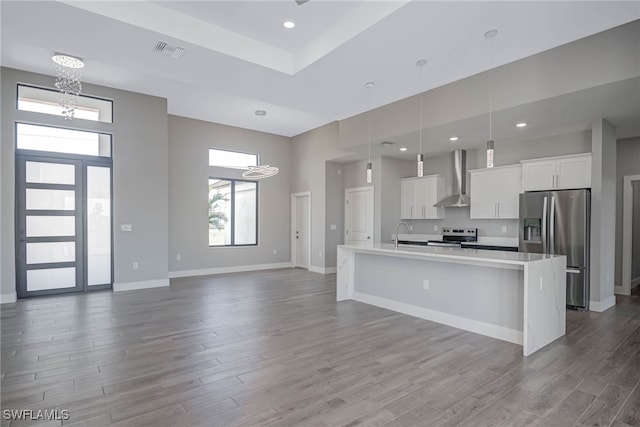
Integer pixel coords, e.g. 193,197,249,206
470,171,499,219
523,160,557,191
414,178,429,219
497,166,522,218
557,156,591,189
400,179,415,219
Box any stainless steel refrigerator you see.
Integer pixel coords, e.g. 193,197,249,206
519,189,591,310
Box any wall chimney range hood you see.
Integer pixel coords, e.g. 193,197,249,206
434,149,470,208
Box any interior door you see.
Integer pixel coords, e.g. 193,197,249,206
345,187,374,246
294,195,309,268
16,156,84,297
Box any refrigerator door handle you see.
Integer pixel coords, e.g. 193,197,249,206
567,268,581,274
542,196,548,253
550,196,556,255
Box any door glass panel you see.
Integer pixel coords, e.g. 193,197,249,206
27,242,75,264
234,181,257,245
26,189,75,210
27,267,76,291
26,216,75,237
209,179,231,246
26,161,75,185
87,166,112,286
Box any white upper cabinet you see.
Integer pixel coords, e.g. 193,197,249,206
400,175,445,220
521,153,592,191
469,165,522,219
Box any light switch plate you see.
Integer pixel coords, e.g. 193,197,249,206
121,224,132,232
330,224,337,230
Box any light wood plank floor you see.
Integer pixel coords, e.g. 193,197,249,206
2,268,640,426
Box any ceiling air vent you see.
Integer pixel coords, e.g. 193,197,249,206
154,41,185,59
380,141,395,146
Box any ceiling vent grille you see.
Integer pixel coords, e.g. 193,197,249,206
154,41,185,59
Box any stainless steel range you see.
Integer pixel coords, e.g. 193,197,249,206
427,227,477,248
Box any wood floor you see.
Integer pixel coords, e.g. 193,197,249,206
2,268,640,427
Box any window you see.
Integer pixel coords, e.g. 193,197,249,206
209,148,257,169
209,178,257,246
17,84,113,123
16,123,112,157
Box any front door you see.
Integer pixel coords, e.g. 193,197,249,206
15,154,112,298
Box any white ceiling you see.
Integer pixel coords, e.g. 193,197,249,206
1,0,639,146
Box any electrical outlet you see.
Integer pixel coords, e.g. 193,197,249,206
330,224,337,231
319,252,323,259
539,277,543,290
501,226,508,233
121,224,132,232
433,225,438,232
176,254,181,261
423,279,429,290
273,249,277,255
409,224,413,232
133,262,139,270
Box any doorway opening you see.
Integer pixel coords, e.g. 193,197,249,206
15,123,113,298
620,175,640,296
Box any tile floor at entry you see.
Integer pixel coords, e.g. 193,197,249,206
2,268,640,426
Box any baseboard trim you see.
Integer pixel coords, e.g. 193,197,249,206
0,292,17,304
352,291,523,345
113,279,170,292
169,262,292,279
308,266,337,275
589,295,616,312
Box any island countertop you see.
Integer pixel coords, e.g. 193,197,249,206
338,243,563,268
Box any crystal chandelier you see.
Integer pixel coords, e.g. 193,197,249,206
52,53,85,120
242,110,279,180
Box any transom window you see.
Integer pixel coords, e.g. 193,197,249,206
209,148,257,169
17,84,113,123
16,123,112,158
209,178,257,247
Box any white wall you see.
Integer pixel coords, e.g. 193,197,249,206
324,162,344,268
633,180,640,281
167,115,291,274
1,67,169,297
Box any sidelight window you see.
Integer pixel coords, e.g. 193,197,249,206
208,178,257,246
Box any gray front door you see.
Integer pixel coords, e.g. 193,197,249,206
15,154,112,298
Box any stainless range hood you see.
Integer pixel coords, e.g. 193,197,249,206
434,149,470,208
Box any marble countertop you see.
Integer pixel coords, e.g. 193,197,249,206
338,243,563,267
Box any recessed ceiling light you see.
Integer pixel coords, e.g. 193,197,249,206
399,147,408,151
449,136,459,142
516,122,527,128
283,21,295,29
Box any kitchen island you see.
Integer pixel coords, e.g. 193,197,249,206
337,244,566,356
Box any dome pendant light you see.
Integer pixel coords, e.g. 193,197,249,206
365,81,375,184
416,59,427,177
242,110,279,179
484,29,498,168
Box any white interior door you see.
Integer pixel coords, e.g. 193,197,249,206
345,187,374,246
292,193,310,269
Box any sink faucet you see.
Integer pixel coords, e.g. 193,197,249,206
394,222,411,249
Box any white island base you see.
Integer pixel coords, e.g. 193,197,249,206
337,244,566,356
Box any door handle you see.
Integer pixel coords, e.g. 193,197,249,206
542,196,548,253
497,203,500,218
367,236,371,240
550,196,556,255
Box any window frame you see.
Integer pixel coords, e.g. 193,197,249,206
15,122,113,159
208,177,258,247
208,148,258,169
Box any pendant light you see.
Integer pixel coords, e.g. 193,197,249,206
242,110,279,179
365,81,375,184
484,28,498,168
416,59,427,177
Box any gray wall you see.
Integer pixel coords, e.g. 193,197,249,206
167,115,291,272
634,180,640,281
290,122,345,269
615,137,640,285
1,67,169,296
590,119,617,304
324,162,344,268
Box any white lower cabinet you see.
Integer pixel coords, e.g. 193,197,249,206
469,165,522,219
400,175,445,220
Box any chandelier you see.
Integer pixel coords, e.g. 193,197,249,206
52,53,85,120
242,110,279,180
